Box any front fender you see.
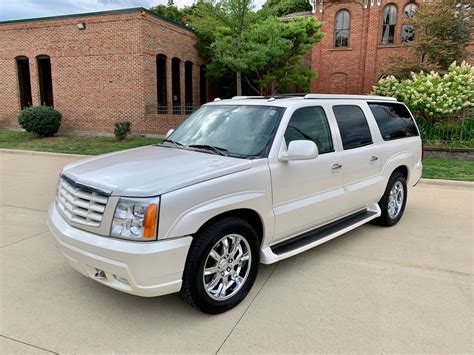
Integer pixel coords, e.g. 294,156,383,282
163,190,267,239
157,161,274,243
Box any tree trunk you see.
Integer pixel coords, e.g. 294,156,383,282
270,80,277,96
236,32,242,96
236,71,242,96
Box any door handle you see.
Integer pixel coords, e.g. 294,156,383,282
370,156,379,162
331,163,342,172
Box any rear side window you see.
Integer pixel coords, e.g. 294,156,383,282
285,106,334,154
368,102,419,141
332,105,373,150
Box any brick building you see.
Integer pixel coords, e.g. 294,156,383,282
0,8,205,134
310,0,473,94
0,4,471,134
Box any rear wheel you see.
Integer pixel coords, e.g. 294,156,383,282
180,217,259,314
375,172,407,226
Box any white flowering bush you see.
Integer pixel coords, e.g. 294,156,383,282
373,62,474,121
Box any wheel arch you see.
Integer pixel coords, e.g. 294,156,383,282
381,151,412,185
392,165,409,181
194,208,264,246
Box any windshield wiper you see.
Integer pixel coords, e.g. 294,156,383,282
187,144,229,156
161,139,183,148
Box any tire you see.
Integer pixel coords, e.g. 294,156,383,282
375,171,408,226
180,217,260,314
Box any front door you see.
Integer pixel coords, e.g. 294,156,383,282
269,106,344,243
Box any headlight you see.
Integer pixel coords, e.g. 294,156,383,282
111,197,159,241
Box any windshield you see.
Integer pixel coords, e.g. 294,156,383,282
166,105,284,158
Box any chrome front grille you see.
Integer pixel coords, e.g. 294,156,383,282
57,177,109,227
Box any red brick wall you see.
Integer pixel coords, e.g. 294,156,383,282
0,9,201,135
311,0,416,95
140,13,202,133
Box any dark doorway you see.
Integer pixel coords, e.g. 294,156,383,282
171,57,181,115
156,54,168,114
16,56,32,109
37,55,54,106
184,61,193,114
200,65,207,105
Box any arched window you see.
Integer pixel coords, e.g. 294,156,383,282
156,54,168,114
334,10,350,48
184,61,193,113
16,56,32,109
36,55,54,106
401,3,418,42
381,4,397,44
171,57,181,115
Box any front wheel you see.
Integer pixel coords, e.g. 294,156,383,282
375,172,407,226
180,217,259,314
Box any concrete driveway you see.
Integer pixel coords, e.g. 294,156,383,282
0,150,472,354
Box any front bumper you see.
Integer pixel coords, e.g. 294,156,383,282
47,203,192,297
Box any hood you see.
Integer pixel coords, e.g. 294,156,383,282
62,145,253,197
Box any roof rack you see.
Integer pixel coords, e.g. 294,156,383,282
304,94,397,102
231,94,307,100
231,96,265,100
230,94,398,102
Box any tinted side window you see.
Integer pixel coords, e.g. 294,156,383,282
284,106,334,154
368,102,419,140
332,105,372,150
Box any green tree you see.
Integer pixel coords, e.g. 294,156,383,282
413,1,471,69
149,0,184,23
260,0,312,17
385,0,471,78
190,0,323,96
149,0,197,25
190,0,255,95
210,16,322,95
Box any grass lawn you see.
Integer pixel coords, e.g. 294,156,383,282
1,131,472,181
0,131,161,155
422,158,474,181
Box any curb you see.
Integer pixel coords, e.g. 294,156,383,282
0,148,90,158
419,178,473,188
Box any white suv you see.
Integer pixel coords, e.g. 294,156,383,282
48,94,423,314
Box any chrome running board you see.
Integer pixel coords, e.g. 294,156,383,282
261,203,381,264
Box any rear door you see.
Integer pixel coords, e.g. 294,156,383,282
368,101,423,186
331,104,383,214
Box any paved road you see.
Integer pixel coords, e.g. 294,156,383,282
1,150,472,354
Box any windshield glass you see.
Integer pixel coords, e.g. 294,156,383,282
167,105,284,157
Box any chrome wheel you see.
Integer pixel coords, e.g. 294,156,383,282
388,181,404,219
202,234,251,301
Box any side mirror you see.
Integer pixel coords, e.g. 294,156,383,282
165,129,174,138
279,140,319,161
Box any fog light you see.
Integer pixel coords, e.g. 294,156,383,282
113,274,129,285
94,268,106,279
